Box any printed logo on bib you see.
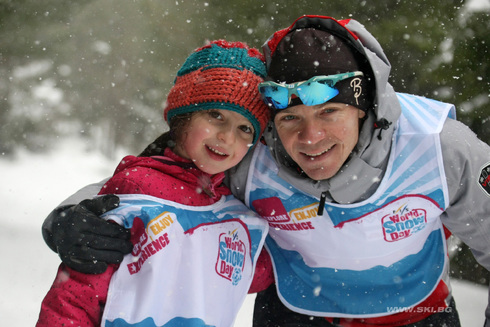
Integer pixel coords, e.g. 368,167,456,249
252,197,290,222
252,197,316,231
382,203,427,242
478,162,490,197
126,212,174,275
216,229,246,285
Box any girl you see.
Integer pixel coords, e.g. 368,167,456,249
37,40,272,327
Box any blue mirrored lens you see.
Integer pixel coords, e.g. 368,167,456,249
259,85,290,109
260,81,340,110
296,82,339,107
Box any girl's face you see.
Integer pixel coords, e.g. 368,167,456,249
173,109,255,175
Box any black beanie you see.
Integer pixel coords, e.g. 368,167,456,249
268,28,372,112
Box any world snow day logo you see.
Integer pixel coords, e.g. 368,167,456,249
216,228,246,286
382,203,427,242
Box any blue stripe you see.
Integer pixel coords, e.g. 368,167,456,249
383,146,438,199
268,230,445,315
105,316,214,326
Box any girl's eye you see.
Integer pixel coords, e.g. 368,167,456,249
239,125,253,134
208,111,223,120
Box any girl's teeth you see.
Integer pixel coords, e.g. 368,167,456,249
208,146,226,155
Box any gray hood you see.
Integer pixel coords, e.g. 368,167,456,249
261,16,402,204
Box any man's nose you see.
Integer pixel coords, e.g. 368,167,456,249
297,118,326,144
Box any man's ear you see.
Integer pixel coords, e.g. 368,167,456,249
358,109,366,119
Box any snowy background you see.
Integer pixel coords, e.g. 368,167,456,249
0,137,488,326
1,0,489,325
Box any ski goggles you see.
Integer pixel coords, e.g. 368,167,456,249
258,71,364,110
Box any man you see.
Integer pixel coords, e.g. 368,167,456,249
42,16,490,326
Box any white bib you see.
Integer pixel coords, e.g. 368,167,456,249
100,194,268,327
246,93,455,317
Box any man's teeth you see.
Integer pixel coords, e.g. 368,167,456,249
305,149,330,157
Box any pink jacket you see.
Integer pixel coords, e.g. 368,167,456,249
37,148,273,326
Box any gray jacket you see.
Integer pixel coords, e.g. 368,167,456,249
228,17,490,324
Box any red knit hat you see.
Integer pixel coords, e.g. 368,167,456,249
164,40,271,146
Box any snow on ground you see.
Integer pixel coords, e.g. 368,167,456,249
0,138,487,326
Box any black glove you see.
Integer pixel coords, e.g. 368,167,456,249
51,194,132,274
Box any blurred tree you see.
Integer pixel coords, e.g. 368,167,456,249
40,0,208,157
196,0,466,93
0,0,207,156
0,0,94,154
432,10,490,143
1,0,488,152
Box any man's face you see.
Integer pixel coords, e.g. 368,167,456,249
274,102,365,181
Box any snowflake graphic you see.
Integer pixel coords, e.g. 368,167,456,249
231,267,242,286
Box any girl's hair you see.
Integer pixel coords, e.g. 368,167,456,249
138,112,194,157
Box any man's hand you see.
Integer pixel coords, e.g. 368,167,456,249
51,194,132,274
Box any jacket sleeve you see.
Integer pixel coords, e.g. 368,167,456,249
248,248,274,294
42,179,108,252
439,118,490,325
36,263,117,327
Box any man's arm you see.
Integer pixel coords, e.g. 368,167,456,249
43,179,132,274
439,118,490,326
43,133,169,273
440,119,490,270
42,179,109,251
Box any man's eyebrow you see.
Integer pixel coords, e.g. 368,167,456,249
276,108,295,114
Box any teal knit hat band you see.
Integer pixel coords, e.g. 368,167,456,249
177,42,267,78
